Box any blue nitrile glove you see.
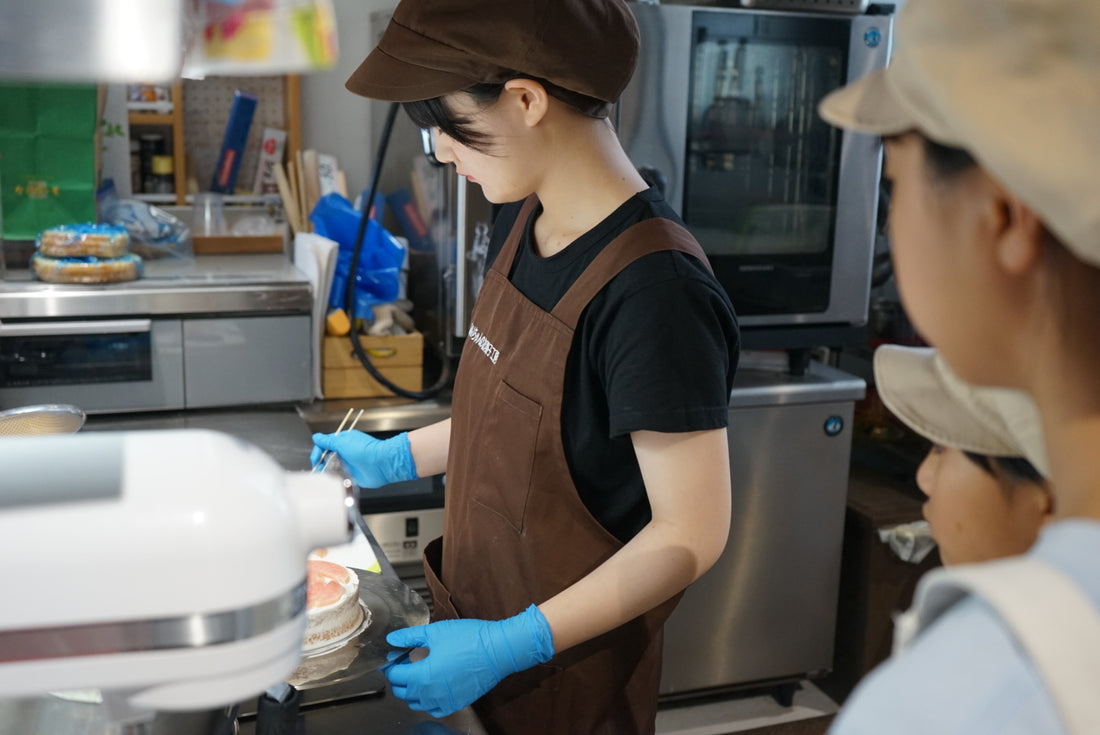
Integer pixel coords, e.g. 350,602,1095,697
310,430,418,488
383,604,554,718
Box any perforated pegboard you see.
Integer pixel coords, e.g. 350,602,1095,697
183,76,289,194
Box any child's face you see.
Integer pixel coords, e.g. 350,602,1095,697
916,446,1048,565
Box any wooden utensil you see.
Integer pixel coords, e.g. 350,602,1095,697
312,408,366,473
311,407,353,472
295,149,309,233
303,149,322,220
275,163,302,234
287,158,302,227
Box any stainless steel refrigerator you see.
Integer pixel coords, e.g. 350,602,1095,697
660,359,865,701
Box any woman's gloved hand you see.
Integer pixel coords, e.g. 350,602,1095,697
383,604,554,718
310,431,418,488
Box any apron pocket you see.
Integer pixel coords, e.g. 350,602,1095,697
471,379,542,534
481,662,565,735
422,536,459,621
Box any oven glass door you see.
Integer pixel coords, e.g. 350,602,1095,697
0,319,185,412
684,11,850,316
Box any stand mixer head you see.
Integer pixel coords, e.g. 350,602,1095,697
0,429,355,721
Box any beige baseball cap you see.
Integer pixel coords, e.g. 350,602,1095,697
873,345,1049,478
818,0,1100,268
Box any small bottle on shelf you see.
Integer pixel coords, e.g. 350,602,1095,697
151,155,175,195
130,139,142,194
139,133,167,193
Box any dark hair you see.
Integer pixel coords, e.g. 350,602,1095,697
921,137,978,181
963,451,1046,487
402,82,504,152
882,133,977,183
915,134,1075,265
402,76,610,153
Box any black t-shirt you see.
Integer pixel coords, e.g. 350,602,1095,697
484,186,740,542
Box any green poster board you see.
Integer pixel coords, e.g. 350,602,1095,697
0,83,98,241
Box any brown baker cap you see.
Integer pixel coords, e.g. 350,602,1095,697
818,0,1100,268
346,0,640,106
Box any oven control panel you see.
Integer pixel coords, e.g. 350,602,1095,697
362,507,444,566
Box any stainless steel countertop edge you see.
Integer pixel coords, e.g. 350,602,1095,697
729,361,866,408
298,398,454,434
0,283,312,319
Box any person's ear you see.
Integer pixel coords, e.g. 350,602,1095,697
1034,484,1055,524
502,78,549,127
992,192,1045,276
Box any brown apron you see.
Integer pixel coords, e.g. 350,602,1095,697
423,196,712,735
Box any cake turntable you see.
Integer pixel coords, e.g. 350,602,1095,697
237,568,429,720
289,569,428,689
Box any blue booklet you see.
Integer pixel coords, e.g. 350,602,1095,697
210,90,258,193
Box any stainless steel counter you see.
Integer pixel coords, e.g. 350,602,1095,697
728,354,867,408
84,406,317,471
0,255,311,319
298,396,453,435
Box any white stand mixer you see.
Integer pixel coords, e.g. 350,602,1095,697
0,429,354,728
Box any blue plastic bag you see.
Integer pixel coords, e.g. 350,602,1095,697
310,192,405,317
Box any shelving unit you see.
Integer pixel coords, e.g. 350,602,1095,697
125,76,301,208
127,83,187,205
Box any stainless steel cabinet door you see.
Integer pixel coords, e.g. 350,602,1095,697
660,399,854,696
183,316,311,409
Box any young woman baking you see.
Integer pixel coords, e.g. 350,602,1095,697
311,1,740,733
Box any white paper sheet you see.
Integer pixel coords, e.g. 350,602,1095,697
293,232,338,399
311,523,380,573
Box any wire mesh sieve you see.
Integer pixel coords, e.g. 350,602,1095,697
0,404,86,436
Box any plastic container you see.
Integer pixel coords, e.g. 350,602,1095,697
193,192,227,236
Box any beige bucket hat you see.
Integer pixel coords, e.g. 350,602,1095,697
874,345,1049,478
818,0,1100,267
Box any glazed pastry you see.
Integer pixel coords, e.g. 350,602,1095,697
37,223,131,258
30,253,143,284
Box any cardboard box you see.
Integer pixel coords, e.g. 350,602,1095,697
322,332,423,398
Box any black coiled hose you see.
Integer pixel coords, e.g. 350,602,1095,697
344,102,450,399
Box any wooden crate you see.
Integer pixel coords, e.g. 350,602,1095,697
192,233,285,254
322,332,423,398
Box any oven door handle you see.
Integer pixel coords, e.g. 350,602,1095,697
0,319,153,337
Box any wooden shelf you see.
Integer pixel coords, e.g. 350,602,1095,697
132,193,177,204
128,82,187,206
183,193,280,206
128,112,175,126
127,100,174,113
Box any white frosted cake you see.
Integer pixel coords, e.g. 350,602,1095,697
303,559,363,653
